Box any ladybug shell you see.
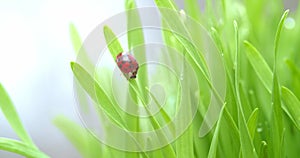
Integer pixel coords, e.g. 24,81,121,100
116,53,139,79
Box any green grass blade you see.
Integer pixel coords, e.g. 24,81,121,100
281,86,300,130
259,141,267,158
70,62,124,126
270,68,284,158
234,21,258,158
247,108,259,139
0,84,37,149
269,10,289,158
69,23,83,54
125,0,149,104
71,62,149,157
274,10,289,58
243,41,272,93
103,26,123,59
207,103,226,158
53,116,103,158
176,125,194,158
0,138,49,158
125,0,145,54
285,60,300,97
154,0,178,10
184,0,201,21
176,86,193,158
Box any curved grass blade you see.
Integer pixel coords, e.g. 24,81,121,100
71,62,150,157
285,59,300,96
247,108,259,140
259,141,267,158
281,86,300,130
70,62,124,127
243,41,272,93
125,0,149,104
234,21,258,158
102,26,175,157
0,84,37,149
0,138,49,158
69,23,83,54
269,10,289,158
207,103,226,158
274,10,289,58
53,116,103,158
103,26,123,59
184,0,201,21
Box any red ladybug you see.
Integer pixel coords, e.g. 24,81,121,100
116,52,139,79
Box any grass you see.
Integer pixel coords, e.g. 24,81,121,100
1,0,300,157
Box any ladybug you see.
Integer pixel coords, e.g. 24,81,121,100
116,52,139,79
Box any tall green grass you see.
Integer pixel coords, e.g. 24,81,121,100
1,0,300,157
60,0,300,158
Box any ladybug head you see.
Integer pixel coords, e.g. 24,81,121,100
116,52,123,59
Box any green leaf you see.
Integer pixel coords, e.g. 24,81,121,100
125,0,149,104
247,108,259,140
281,86,300,130
176,85,193,158
53,116,103,158
184,0,201,21
154,0,178,10
69,23,83,54
207,103,226,158
243,41,272,93
269,10,289,158
259,141,267,158
125,0,145,54
70,62,124,127
103,26,123,59
234,21,258,158
0,84,37,149
0,138,49,158
274,10,289,58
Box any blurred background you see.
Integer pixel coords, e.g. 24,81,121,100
0,0,298,157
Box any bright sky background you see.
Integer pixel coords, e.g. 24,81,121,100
0,0,156,157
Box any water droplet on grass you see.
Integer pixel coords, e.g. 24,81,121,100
180,73,184,80
285,17,295,29
257,127,263,133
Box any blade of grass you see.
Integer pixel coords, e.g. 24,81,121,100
176,80,193,158
184,0,201,21
247,108,259,140
207,103,226,158
285,59,300,97
0,84,37,149
125,0,149,104
69,23,83,54
270,10,289,158
259,141,267,158
53,116,103,158
71,62,149,157
281,86,300,130
103,26,123,59
243,41,272,93
71,62,125,127
102,26,176,157
0,138,49,158
234,21,258,158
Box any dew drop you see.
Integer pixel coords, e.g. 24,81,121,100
285,17,296,30
180,73,184,80
257,127,263,133
257,122,263,133
249,90,254,95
